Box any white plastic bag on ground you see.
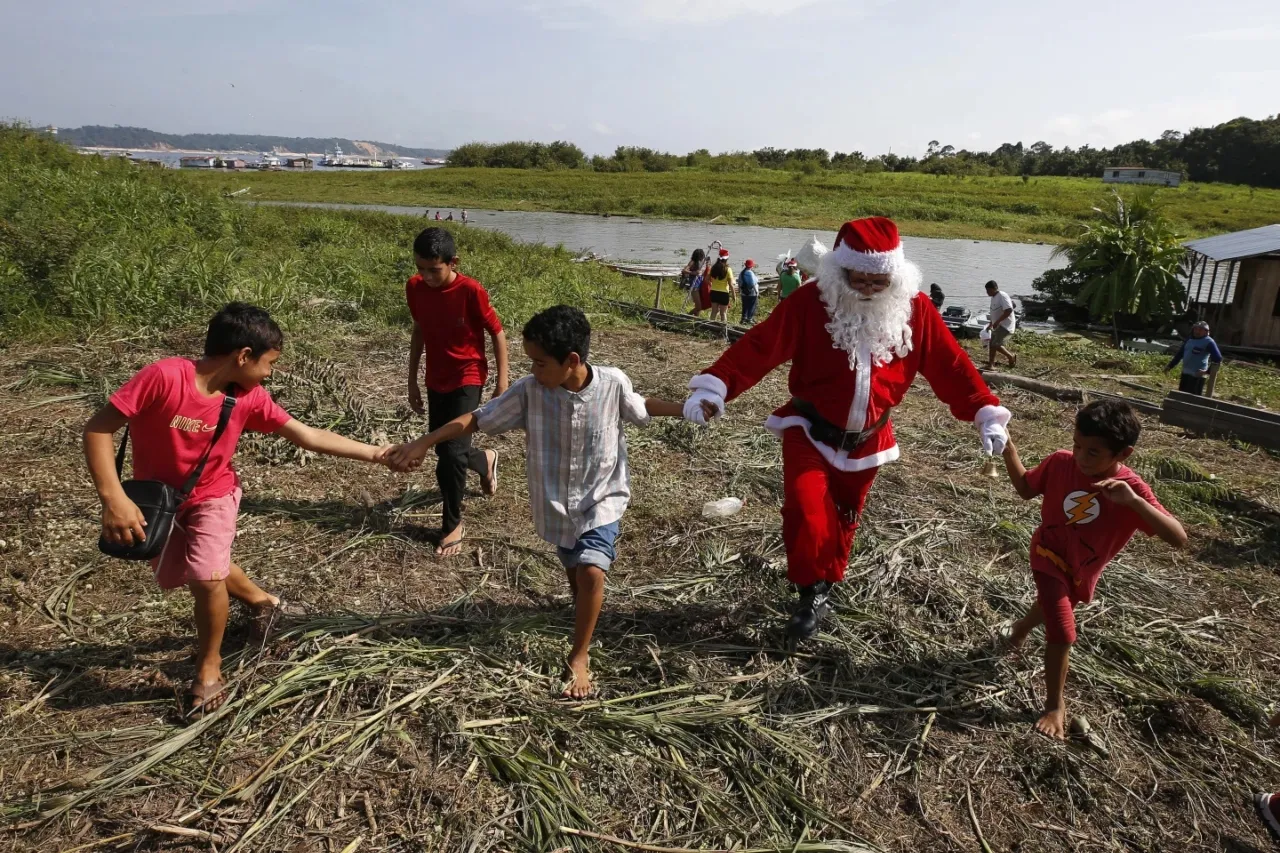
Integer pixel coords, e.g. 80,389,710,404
795,235,828,277
702,497,744,518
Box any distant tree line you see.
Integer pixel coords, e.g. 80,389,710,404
55,126,450,160
447,115,1280,188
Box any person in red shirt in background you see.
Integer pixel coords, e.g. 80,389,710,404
1000,399,1187,739
405,228,509,557
83,303,391,716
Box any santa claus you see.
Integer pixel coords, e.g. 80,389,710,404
684,217,1011,641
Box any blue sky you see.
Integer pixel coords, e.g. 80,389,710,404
2,0,1277,155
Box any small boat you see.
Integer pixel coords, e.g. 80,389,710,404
941,305,974,337
256,152,284,169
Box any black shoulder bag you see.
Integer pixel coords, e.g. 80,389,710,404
98,387,238,561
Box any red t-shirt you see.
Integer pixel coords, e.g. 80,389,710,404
405,272,503,393
109,358,293,505
1024,450,1167,602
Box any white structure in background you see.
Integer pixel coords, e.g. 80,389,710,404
180,156,217,168
1102,166,1181,187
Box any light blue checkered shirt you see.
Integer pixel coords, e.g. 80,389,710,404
474,365,651,548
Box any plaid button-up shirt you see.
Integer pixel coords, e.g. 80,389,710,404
475,366,651,548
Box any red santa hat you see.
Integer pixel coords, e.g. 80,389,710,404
718,248,730,260
830,216,904,275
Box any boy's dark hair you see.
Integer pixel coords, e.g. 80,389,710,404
523,305,591,364
1076,399,1141,453
204,302,283,358
413,227,456,261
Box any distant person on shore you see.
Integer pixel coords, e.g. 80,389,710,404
446,212,454,221
999,399,1186,739
404,228,508,557
930,283,945,310
434,211,442,221
739,259,760,324
706,249,736,323
984,279,1017,369
778,258,802,299
682,248,708,315
83,303,391,716
461,209,469,224
386,306,691,698
1164,321,1222,396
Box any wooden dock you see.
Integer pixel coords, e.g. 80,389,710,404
1160,391,1280,450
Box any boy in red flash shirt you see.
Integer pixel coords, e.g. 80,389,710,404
1001,399,1187,739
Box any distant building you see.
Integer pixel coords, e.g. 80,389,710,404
1103,166,1181,187
286,157,314,169
180,156,217,169
215,158,247,169
1184,224,1280,355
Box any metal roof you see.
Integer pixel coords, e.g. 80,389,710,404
1184,224,1280,262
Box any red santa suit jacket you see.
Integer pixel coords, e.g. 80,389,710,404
694,287,1000,472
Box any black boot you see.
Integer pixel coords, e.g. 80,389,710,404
786,581,833,640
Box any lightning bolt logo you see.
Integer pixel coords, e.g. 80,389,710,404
1063,490,1101,525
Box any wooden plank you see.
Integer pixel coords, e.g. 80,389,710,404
980,371,1083,402
1161,406,1280,449
1165,391,1280,420
1085,390,1164,416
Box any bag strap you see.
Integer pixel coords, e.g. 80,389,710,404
114,426,131,478
179,386,238,498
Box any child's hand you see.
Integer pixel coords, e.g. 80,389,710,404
700,400,720,422
1096,478,1141,509
387,440,429,473
370,444,395,465
102,494,147,545
408,382,424,416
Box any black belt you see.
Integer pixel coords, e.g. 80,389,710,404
792,399,891,452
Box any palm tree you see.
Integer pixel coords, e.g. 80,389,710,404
1051,188,1186,344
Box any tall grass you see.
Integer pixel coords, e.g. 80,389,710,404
0,125,627,340
182,165,1280,243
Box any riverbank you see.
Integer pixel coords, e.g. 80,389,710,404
181,167,1280,244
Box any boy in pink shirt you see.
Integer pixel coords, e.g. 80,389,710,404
1000,399,1187,739
84,303,390,716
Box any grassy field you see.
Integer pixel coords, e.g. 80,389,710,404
183,167,1280,244
6,126,1280,851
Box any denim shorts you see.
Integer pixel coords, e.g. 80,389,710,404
557,521,621,572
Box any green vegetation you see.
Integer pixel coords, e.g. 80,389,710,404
1049,188,1188,326
184,166,1280,244
448,114,1280,188
0,125,628,339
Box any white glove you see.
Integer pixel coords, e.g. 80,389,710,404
975,404,1012,456
683,389,724,425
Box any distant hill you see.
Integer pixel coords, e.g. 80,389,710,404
56,125,450,159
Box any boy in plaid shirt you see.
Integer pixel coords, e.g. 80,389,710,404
388,306,692,697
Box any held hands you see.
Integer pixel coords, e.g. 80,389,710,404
1095,478,1142,509
385,439,430,473
101,494,147,546
682,390,723,425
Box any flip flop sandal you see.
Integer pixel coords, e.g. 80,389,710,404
184,679,227,720
1256,792,1280,842
250,599,305,640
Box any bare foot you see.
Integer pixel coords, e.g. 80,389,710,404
1035,708,1067,740
436,524,464,557
561,656,593,699
1009,354,1018,368
481,450,498,497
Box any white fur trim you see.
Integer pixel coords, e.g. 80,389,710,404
831,242,905,275
765,415,900,472
689,373,728,399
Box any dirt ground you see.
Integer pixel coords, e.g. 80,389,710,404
2,324,1279,853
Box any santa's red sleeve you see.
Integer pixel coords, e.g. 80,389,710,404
911,293,1000,421
699,287,803,401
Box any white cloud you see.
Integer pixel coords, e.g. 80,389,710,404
521,0,850,26
967,131,982,140
1190,27,1280,42
591,121,615,135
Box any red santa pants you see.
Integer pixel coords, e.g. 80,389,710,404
781,428,879,586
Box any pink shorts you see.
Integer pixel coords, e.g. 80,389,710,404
150,488,241,590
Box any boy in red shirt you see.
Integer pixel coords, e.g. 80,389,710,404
1001,399,1187,739
84,303,390,716
405,228,508,556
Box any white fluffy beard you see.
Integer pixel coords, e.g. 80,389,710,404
815,253,920,367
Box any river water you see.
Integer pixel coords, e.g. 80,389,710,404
257,201,1066,313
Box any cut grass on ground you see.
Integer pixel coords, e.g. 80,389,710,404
181,166,1280,244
